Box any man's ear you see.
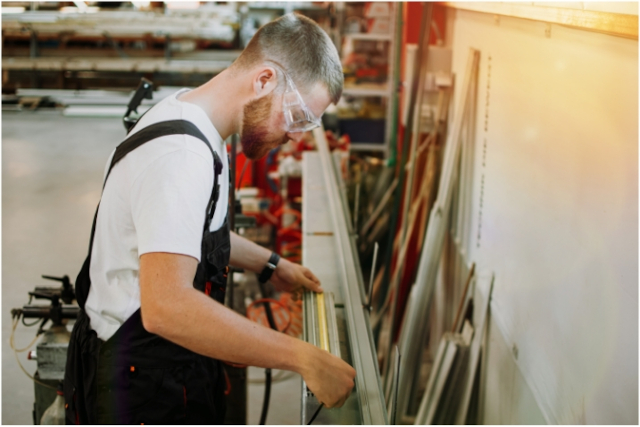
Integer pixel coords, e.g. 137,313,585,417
253,67,278,97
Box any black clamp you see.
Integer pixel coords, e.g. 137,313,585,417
123,78,154,132
257,252,281,284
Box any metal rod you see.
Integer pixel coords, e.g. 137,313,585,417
325,292,341,358
359,177,398,239
353,182,361,234
387,2,404,165
451,263,476,334
456,59,479,252
366,242,379,310
308,291,319,348
384,2,398,151
391,346,401,425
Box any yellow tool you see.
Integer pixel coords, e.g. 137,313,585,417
315,292,330,353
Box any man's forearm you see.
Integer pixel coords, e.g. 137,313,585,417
139,252,309,372
148,287,309,371
229,231,272,273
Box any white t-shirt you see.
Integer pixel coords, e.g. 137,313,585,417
84,89,229,341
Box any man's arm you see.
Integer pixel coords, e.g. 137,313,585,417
139,252,355,408
228,230,271,272
229,231,322,295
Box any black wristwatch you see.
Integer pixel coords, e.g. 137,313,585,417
257,252,281,284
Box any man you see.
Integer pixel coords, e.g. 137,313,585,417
64,13,355,424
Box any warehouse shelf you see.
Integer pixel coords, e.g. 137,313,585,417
2,57,235,74
349,143,388,152
338,2,399,157
247,2,327,12
342,83,390,97
343,32,393,41
1,9,238,42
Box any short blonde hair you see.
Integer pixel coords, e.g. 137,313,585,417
231,13,343,104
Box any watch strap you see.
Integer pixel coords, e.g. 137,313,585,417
257,252,281,284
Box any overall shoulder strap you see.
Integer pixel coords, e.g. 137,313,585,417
107,120,213,183
107,119,223,225
76,120,223,309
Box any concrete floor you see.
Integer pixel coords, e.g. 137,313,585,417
2,111,300,424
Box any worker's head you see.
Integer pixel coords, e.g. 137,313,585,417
230,12,343,159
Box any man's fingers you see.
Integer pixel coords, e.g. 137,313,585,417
303,269,323,292
304,268,321,284
306,279,323,293
323,394,348,409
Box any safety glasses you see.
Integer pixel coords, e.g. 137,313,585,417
273,64,322,133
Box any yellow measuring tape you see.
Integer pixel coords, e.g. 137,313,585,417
315,292,330,352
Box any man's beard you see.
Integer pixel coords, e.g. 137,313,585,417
240,94,289,160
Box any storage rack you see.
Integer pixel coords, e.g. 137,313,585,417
338,2,398,156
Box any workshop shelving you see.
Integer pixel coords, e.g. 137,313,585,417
336,2,399,157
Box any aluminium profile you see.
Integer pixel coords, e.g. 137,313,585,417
312,127,388,425
325,292,341,358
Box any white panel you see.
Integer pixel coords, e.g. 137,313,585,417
583,2,639,15
508,1,639,15
450,9,638,425
532,2,584,10
482,313,547,424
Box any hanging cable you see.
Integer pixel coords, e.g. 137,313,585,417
10,314,55,390
257,279,279,425
260,368,272,425
21,316,41,327
307,403,324,424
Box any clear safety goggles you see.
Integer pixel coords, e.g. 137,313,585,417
275,66,322,134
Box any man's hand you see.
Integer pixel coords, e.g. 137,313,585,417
299,345,356,408
270,257,323,298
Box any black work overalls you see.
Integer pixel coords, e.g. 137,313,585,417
64,120,230,424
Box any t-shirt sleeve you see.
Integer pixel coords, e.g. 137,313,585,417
130,145,214,261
